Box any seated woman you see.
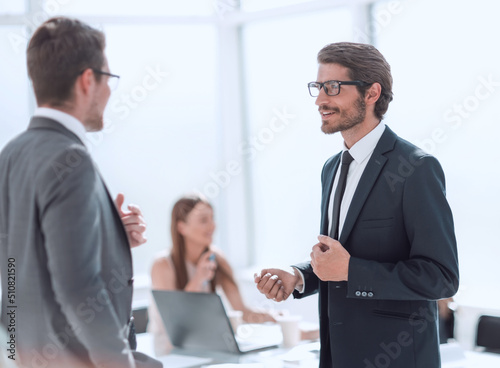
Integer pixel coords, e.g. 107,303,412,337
148,195,275,355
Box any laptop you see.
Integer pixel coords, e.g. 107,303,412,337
152,290,282,354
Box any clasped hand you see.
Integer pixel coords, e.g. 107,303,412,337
311,235,350,282
254,268,299,302
254,235,351,302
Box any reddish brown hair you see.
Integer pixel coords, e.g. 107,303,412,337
318,42,393,120
170,195,235,291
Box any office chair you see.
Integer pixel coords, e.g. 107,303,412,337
132,306,149,334
476,315,500,353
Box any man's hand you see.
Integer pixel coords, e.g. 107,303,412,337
311,235,350,281
115,193,147,248
254,268,300,302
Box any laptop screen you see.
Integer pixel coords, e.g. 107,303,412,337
152,290,240,353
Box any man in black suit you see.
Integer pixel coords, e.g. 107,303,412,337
255,42,459,368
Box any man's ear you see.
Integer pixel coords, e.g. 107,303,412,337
365,82,382,107
75,68,95,97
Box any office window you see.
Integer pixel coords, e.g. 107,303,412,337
5,0,497,305
374,0,500,296
241,0,315,12
0,26,30,149
242,8,353,267
0,12,219,278
61,0,214,17
88,24,219,276
0,0,25,15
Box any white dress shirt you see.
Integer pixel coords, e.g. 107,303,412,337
33,107,88,148
294,123,386,293
327,122,386,237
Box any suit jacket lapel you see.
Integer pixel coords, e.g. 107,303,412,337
93,166,131,252
339,127,398,244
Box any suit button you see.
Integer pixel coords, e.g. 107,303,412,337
128,278,134,286
355,291,361,297
361,291,367,297
368,292,374,298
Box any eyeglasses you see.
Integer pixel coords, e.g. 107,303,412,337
91,69,120,90
307,80,370,97
79,68,120,90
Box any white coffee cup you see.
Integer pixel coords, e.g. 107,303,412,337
277,315,302,348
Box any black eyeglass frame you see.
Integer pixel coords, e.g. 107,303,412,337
78,68,120,80
78,68,120,90
89,68,120,80
307,80,371,97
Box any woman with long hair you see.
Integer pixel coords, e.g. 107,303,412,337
148,195,275,355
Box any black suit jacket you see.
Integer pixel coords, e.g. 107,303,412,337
294,126,459,368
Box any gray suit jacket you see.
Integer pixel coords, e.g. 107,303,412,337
0,117,158,367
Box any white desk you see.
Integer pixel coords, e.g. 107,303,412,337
136,333,319,367
441,343,500,368
137,334,500,368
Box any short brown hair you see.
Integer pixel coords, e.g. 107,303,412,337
27,17,106,106
318,42,393,120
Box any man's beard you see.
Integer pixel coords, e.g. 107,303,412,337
85,97,105,132
320,95,366,135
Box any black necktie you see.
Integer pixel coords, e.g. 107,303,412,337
329,151,354,240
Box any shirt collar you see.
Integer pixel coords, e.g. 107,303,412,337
344,123,386,164
33,107,88,148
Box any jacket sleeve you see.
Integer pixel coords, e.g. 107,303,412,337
38,145,136,368
292,262,318,299
347,155,459,300
292,157,336,299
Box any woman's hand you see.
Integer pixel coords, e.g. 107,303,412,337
192,251,217,286
242,308,277,324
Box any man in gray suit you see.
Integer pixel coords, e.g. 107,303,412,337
0,17,161,367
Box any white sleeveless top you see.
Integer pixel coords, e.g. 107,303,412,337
147,255,210,356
